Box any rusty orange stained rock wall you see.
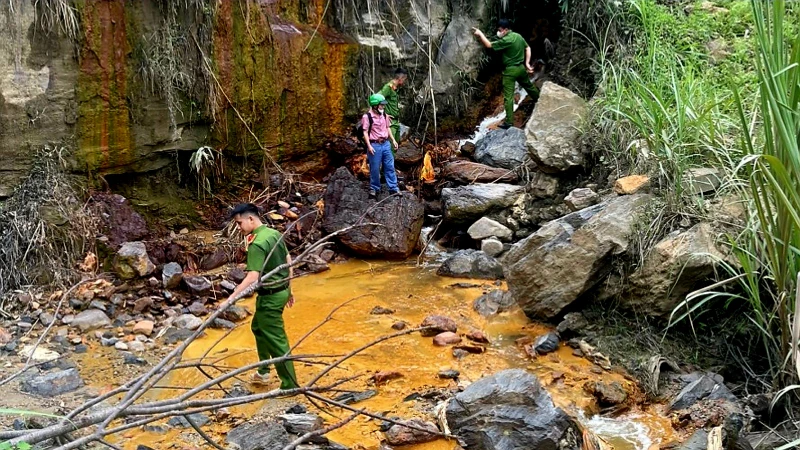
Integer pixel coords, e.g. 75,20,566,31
75,0,132,172
211,0,357,164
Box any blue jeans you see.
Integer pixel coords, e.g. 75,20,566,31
367,141,398,192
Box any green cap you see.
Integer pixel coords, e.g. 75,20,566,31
369,93,387,106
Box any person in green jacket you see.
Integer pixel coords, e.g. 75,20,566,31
473,18,539,129
378,67,408,152
227,203,298,390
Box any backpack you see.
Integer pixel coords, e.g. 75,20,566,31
352,111,374,146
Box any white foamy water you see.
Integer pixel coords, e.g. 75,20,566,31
417,226,449,265
460,81,531,147
579,412,655,450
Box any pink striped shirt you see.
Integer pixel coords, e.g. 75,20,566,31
362,109,392,141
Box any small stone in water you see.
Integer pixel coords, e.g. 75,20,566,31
114,341,129,351
438,369,460,380
452,349,469,360
391,321,407,330
370,306,395,315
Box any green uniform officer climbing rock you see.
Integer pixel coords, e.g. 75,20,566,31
228,203,298,390
473,18,539,129
378,67,408,152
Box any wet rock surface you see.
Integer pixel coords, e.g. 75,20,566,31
442,160,519,184
474,127,529,170
384,419,439,446
437,250,503,280
420,315,457,337
505,194,652,319
467,217,513,241
20,368,84,397
446,369,581,450
323,167,424,258
441,183,524,224
161,262,183,289
226,420,290,450
472,290,515,317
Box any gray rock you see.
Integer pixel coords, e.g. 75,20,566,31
442,184,524,225
669,372,737,411
442,160,519,184
114,242,155,279
39,312,55,326
184,276,212,297
187,302,206,316
480,238,504,257
333,389,377,405
556,312,589,338
438,369,460,379
162,262,183,289
533,332,559,354
525,82,588,173
472,290,515,317
505,194,652,320
590,381,628,406
226,420,290,450
677,430,709,450
221,305,250,322
71,309,111,332
474,127,528,169
626,223,726,317
437,250,503,280
564,188,599,211
446,369,580,450
220,280,237,292
323,167,425,258
211,318,236,329
529,172,560,199
468,217,512,241
681,167,723,195
175,314,203,331
20,368,84,397
168,413,210,428
278,413,323,435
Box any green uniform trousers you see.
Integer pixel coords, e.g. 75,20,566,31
390,122,400,153
251,290,298,390
502,65,540,126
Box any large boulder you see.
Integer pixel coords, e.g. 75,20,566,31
442,160,519,184
474,128,528,170
625,223,726,316
505,194,652,319
226,420,289,450
114,242,155,279
446,369,582,450
323,167,424,258
437,250,504,280
524,82,588,173
442,184,524,225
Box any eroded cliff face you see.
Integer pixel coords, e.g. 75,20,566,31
0,0,358,197
0,0,565,199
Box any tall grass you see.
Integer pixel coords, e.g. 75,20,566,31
592,0,800,393
732,0,800,391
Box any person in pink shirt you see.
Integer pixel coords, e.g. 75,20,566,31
361,93,399,199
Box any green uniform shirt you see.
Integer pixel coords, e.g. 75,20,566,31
378,82,400,119
492,31,529,68
245,225,290,293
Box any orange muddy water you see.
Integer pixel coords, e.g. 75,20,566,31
118,260,679,450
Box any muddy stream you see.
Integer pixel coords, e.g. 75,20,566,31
102,260,678,450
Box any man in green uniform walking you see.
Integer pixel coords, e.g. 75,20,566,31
473,19,539,129
227,203,298,390
378,67,408,152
